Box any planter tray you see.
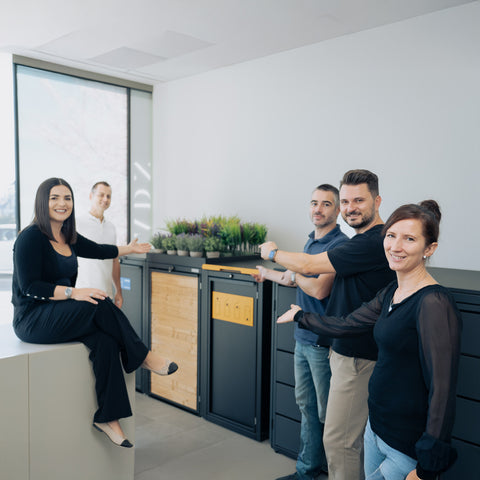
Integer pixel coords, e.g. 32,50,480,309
147,252,261,269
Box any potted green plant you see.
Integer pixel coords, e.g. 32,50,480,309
203,236,223,258
175,233,189,256
163,235,177,255
186,234,204,257
151,232,168,253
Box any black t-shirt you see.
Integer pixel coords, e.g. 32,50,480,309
325,224,395,360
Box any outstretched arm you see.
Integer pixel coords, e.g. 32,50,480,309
252,266,335,301
277,290,385,338
260,241,335,275
117,238,151,256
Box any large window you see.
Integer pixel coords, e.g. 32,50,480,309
0,59,152,325
16,65,129,243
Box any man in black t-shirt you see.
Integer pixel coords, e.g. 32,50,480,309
261,170,395,480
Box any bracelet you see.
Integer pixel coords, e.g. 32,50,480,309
268,248,279,262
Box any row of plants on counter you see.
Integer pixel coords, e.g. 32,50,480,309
151,216,268,257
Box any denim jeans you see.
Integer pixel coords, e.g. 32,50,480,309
364,419,417,480
294,342,331,479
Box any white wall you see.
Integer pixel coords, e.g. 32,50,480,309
152,3,480,271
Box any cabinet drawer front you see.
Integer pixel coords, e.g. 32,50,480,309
276,383,301,422
452,397,480,444
460,311,480,357
457,355,480,401
276,322,295,353
276,350,295,386
273,414,300,456
440,439,480,480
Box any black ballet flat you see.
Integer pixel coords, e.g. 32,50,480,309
151,360,178,376
143,359,179,376
93,422,133,448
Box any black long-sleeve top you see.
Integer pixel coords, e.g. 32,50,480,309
12,223,118,321
294,281,462,480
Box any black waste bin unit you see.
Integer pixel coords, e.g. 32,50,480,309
200,263,272,441
119,254,149,393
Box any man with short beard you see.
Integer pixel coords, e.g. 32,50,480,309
261,170,395,480
254,184,348,480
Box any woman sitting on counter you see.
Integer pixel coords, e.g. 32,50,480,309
12,177,179,449
277,200,461,480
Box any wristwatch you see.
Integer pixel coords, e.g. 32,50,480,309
268,248,279,262
65,287,73,299
290,272,296,285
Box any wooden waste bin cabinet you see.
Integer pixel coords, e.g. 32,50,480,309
149,267,200,412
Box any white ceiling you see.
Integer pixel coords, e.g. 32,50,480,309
0,0,475,85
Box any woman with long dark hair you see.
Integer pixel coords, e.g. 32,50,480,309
12,178,178,448
277,201,461,480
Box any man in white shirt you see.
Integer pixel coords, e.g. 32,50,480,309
76,181,123,307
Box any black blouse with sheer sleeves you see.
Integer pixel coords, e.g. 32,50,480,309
293,282,462,480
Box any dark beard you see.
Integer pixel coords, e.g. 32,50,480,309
344,211,375,230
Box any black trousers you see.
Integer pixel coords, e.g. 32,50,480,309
14,298,148,422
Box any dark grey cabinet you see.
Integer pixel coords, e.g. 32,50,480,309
441,288,480,480
270,274,480,478
119,254,148,392
270,283,300,458
200,263,272,441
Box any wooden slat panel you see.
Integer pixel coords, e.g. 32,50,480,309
150,271,198,409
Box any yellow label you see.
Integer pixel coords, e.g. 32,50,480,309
211,291,254,327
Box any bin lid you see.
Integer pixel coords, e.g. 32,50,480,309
202,264,259,275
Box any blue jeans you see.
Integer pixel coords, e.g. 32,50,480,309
364,419,417,480
294,342,331,479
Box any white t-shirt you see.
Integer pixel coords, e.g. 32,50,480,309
76,213,117,298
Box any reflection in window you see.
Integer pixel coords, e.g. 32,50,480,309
16,65,128,244
0,53,15,323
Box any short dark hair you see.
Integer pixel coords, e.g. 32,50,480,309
91,181,111,193
315,184,340,207
33,178,77,244
382,200,441,246
340,169,379,197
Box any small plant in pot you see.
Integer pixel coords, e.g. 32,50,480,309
186,234,204,257
151,232,168,253
204,236,223,258
163,235,177,255
175,233,189,256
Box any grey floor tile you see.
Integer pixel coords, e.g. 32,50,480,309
134,393,297,479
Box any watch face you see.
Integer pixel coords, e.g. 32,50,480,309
65,287,72,298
